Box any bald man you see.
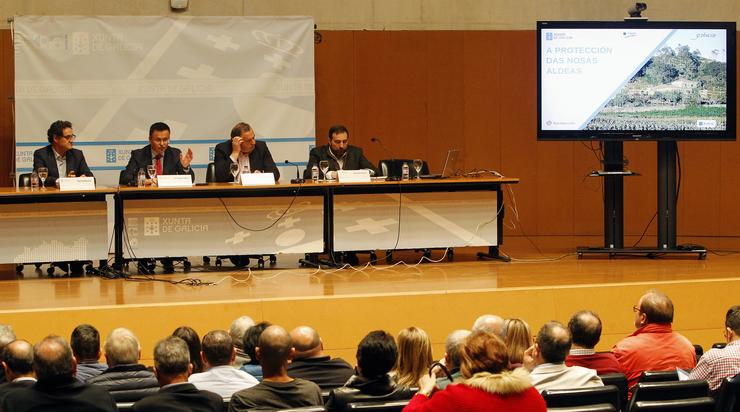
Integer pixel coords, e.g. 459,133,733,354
472,314,505,337
229,325,323,411
287,326,354,389
0,340,36,403
565,311,621,375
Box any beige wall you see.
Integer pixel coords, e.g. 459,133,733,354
0,0,738,30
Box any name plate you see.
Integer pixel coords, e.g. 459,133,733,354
58,177,96,191
337,169,371,183
241,173,275,186
157,175,193,188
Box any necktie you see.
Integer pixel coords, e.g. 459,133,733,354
155,155,163,176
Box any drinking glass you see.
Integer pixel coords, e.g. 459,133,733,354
37,167,48,190
319,160,330,182
230,163,240,183
147,165,157,186
412,159,423,180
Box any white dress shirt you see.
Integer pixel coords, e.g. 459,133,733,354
188,365,258,398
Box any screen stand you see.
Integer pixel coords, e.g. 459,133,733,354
577,140,706,259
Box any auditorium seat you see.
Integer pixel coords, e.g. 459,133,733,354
547,404,617,412
276,407,326,411
694,344,704,360
713,342,728,349
627,380,709,412
638,370,679,383
116,402,134,411
715,372,740,412
542,385,621,411
347,400,409,411
629,397,715,411
599,373,628,411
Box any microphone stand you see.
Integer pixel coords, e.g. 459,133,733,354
370,137,398,180
284,160,305,184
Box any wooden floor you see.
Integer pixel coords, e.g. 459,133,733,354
1,241,739,364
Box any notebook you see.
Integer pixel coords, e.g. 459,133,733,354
420,149,460,179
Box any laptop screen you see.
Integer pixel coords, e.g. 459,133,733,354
440,149,460,178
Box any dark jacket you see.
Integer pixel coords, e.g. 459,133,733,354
33,145,94,186
76,361,108,383
1,375,117,412
303,145,378,179
86,363,159,402
132,382,223,412
325,374,413,411
119,145,195,186
287,356,354,390
0,379,36,404
213,140,280,182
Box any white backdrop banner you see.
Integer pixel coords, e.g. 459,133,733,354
14,16,316,185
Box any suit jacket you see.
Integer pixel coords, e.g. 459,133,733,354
132,382,223,412
33,145,94,186
119,145,195,186
303,145,378,179
1,375,117,412
0,379,36,404
213,140,280,182
287,356,354,389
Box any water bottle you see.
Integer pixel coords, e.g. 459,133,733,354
30,171,39,190
401,162,410,181
137,168,146,188
311,165,319,183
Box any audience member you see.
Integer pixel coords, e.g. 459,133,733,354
404,331,546,411
188,330,258,397
0,324,16,385
689,305,740,393
133,336,222,412
1,335,116,412
87,328,158,402
472,314,505,336
173,326,203,374
288,326,354,389
239,321,271,381
71,324,108,382
229,316,255,368
0,340,36,403
503,318,532,369
565,311,621,374
436,329,470,389
393,327,433,389
229,325,323,411
612,290,696,391
326,330,410,411
524,321,603,391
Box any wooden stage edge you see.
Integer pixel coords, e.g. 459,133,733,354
1,243,739,365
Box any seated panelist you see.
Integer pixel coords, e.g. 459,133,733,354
119,122,194,186
303,124,377,180
213,122,280,183
33,120,93,187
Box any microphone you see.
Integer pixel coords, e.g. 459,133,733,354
370,137,399,180
284,160,305,184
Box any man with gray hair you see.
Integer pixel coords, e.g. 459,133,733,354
1,335,116,411
0,324,15,385
87,327,158,402
188,330,258,397
288,326,354,389
0,340,36,403
436,329,471,389
230,316,255,367
133,336,222,412
472,314,505,336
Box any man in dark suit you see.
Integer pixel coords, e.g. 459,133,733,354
214,122,280,183
0,340,36,404
288,326,353,389
1,335,117,412
33,120,93,187
119,122,195,186
303,124,378,179
133,336,223,412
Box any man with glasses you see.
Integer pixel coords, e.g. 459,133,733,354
213,122,280,183
33,120,93,187
119,122,194,186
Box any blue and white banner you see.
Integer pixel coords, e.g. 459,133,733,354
14,16,316,185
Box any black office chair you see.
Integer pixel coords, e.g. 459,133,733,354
548,404,617,412
599,373,628,411
542,385,621,412
627,380,709,412
715,373,740,412
639,370,679,383
629,397,715,412
347,400,410,411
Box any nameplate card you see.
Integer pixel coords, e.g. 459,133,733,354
240,173,275,186
58,177,96,191
337,169,371,183
157,175,193,188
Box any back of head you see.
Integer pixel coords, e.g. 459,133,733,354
257,325,292,370
473,314,505,337
201,330,233,367
34,335,74,382
639,290,674,324
290,326,322,359
503,318,531,365
104,328,140,366
356,330,397,379
172,326,202,373
459,331,509,379
71,324,101,362
444,330,471,370
395,326,433,388
726,305,740,335
3,340,34,376
154,336,190,378
229,316,255,350
243,321,272,365
568,311,602,349
0,324,16,353
536,321,572,364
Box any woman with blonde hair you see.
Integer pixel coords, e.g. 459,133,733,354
393,327,433,388
503,318,532,368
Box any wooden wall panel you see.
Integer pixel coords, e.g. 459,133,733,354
0,29,12,187
314,31,355,146
679,142,722,236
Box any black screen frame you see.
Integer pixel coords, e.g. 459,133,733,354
537,20,737,141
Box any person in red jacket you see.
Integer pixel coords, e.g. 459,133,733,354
403,331,545,412
565,310,621,375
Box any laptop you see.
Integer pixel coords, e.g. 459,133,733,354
420,149,460,179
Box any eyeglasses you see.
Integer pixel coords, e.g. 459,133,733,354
62,134,76,141
632,305,641,313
